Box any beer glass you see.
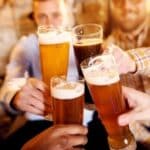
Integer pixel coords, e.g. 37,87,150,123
37,26,70,87
72,23,103,76
51,76,84,124
81,54,136,150
72,24,103,104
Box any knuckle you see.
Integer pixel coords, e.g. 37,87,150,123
82,136,88,144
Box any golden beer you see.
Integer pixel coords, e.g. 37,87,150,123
81,54,136,149
51,76,84,124
38,26,70,87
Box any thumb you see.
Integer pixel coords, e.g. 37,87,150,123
118,108,150,126
118,110,137,126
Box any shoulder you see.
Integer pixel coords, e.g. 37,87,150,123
18,34,38,47
16,34,38,51
11,34,38,58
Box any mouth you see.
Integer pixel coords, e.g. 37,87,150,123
123,13,138,21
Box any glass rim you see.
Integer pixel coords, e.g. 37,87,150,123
80,54,99,70
37,25,72,34
50,75,85,99
80,53,115,69
72,23,103,37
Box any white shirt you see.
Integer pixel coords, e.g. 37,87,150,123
0,33,78,120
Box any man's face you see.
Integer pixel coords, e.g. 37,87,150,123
33,0,66,27
0,0,6,7
110,0,147,32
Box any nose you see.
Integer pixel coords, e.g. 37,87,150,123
122,0,133,13
124,0,132,10
45,16,52,27
46,16,60,27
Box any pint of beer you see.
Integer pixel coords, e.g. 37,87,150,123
81,54,136,149
72,24,103,76
38,26,70,87
51,76,84,124
72,24,103,104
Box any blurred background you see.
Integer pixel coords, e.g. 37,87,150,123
0,0,150,142
0,0,150,86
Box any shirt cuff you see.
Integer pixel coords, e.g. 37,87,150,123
1,78,27,114
127,49,150,77
4,89,20,114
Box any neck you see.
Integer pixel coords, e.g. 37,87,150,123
117,18,148,36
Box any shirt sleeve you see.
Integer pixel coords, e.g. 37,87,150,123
0,78,27,114
127,47,150,77
0,36,29,114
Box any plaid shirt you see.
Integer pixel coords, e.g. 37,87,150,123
105,18,150,90
128,47,150,77
106,18,150,50
116,48,150,96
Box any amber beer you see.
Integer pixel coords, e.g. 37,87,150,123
51,76,84,124
38,26,70,87
81,55,136,149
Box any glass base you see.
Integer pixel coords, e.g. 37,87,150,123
109,137,137,150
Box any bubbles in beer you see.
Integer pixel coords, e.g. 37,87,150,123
82,54,120,85
51,77,84,100
38,27,71,44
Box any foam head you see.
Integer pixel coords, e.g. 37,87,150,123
73,38,103,46
37,26,71,44
81,54,120,85
51,77,84,100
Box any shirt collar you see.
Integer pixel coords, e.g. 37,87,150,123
112,18,149,49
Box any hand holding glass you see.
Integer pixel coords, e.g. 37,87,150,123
81,54,136,149
51,76,84,124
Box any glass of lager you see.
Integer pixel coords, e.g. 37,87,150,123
51,76,84,124
81,54,136,150
37,26,70,88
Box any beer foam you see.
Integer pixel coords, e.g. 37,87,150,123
51,82,84,100
82,55,120,85
38,30,71,44
74,38,103,46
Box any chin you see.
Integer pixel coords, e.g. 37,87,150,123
118,18,140,32
118,16,146,32
120,25,137,32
